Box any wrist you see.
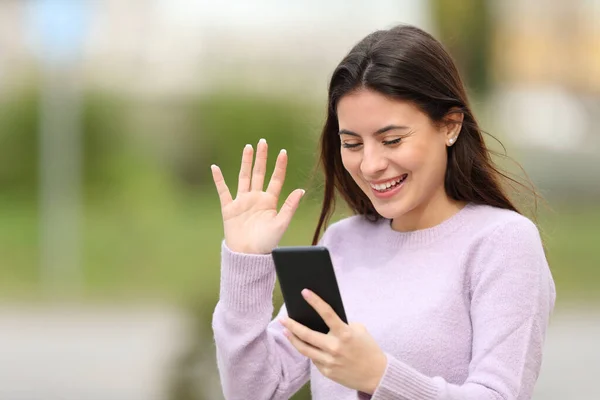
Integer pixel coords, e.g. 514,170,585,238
364,352,387,394
224,240,272,255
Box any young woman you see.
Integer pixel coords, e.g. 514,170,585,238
210,24,556,400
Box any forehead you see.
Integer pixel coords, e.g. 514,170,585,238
337,89,426,132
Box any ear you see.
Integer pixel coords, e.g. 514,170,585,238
443,108,464,146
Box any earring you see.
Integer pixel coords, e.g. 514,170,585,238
449,137,455,145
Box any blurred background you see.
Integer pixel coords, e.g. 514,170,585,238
0,0,598,399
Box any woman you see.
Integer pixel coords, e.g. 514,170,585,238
210,24,556,400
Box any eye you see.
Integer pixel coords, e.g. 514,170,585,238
383,138,402,145
341,142,362,149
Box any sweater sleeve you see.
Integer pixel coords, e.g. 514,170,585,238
212,241,310,400
360,218,556,400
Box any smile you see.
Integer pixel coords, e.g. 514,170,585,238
369,174,408,192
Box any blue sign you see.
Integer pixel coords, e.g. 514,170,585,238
28,0,90,65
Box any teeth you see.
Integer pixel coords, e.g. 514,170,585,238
370,175,406,191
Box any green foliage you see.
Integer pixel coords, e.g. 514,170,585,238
0,87,129,197
178,92,323,195
0,87,40,194
431,0,492,95
80,91,130,194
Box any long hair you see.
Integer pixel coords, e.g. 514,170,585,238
312,24,540,245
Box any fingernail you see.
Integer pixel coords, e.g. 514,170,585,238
301,289,311,298
259,138,266,144
282,328,290,337
300,189,306,197
279,317,287,325
245,144,252,149
210,164,217,170
280,149,287,155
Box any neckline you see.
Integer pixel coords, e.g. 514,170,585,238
379,202,476,249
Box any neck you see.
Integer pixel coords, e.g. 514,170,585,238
391,188,466,232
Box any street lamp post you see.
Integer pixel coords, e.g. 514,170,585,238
29,0,90,294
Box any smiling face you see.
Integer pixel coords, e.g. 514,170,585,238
337,88,461,230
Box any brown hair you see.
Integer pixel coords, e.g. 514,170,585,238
312,24,540,245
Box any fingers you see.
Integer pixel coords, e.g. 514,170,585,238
251,138,268,191
302,289,347,333
283,328,330,364
211,164,233,208
276,189,305,226
265,149,287,199
237,144,253,197
233,139,300,209
281,318,331,352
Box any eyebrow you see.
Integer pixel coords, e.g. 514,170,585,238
338,125,410,137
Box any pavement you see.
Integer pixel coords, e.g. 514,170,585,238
533,306,600,400
0,304,211,400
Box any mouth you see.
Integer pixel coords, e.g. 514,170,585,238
369,174,408,193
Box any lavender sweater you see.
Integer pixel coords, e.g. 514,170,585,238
212,203,556,400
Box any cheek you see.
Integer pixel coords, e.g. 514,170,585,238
395,145,426,172
404,140,443,170
410,145,447,183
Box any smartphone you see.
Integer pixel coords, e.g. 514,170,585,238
271,246,347,333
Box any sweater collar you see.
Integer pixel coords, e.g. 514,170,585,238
378,202,476,249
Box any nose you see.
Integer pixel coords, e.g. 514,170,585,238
360,144,388,177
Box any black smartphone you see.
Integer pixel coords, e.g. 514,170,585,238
271,246,347,334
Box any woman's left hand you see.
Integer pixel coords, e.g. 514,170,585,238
279,289,387,395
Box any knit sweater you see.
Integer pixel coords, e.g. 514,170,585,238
212,203,556,400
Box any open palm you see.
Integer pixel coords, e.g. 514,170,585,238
211,139,305,255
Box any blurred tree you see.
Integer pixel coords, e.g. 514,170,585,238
0,87,40,196
81,91,131,196
177,93,322,199
431,0,493,96
0,87,129,198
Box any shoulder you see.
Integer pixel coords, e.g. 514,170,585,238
463,205,555,314
461,203,541,243
462,204,549,281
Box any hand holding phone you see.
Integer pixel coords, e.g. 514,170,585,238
272,246,347,333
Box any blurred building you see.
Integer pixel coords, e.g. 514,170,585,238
492,0,600,93
1,0,599,96
0,0,428,98
490,0,600,156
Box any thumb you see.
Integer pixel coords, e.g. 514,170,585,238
276,189,305,227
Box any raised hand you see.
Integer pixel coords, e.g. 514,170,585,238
211,139,305,254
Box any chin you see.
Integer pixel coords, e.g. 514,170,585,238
376,207,405,220
369,199,411,220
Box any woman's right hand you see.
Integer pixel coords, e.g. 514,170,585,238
211,139,306,255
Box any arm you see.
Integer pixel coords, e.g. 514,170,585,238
209,139,310,399
212,241,310,400
360,218,556,400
